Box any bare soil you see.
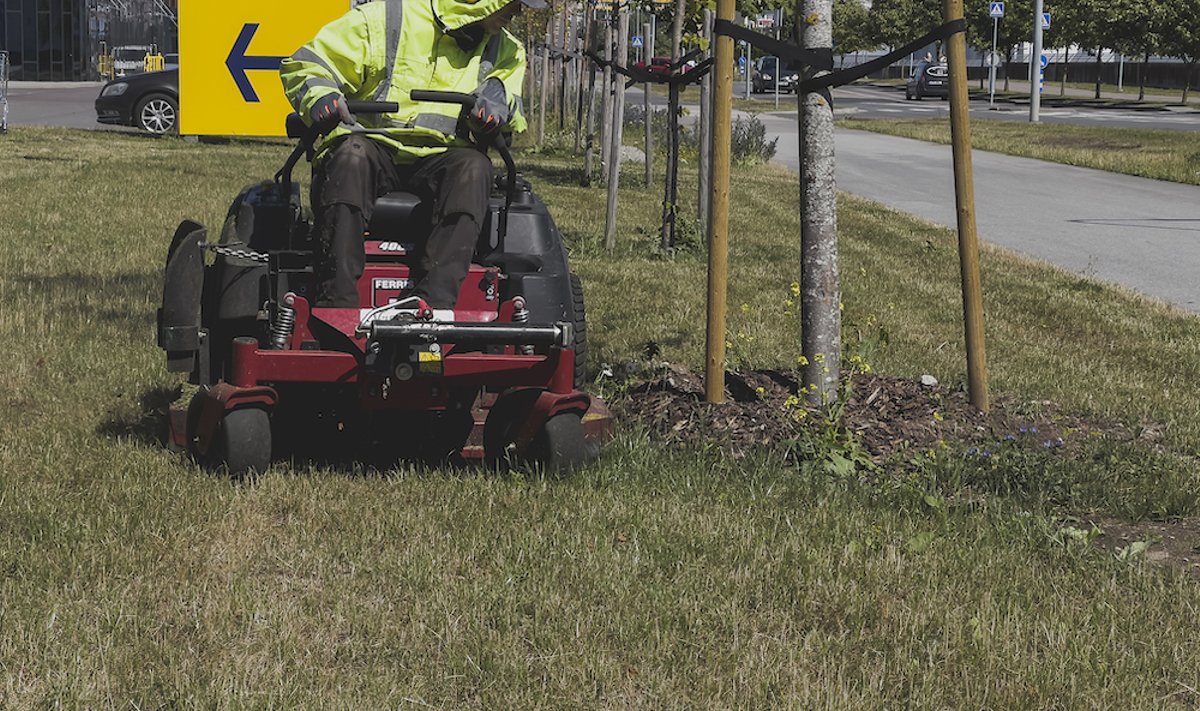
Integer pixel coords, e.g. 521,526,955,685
613,365,1131,462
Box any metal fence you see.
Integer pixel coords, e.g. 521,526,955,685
1,51,8,135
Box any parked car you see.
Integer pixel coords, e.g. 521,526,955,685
752,57,797,93
633,56,673,78
905,61,949,100
95,68,179,134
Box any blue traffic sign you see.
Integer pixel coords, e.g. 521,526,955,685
1042,12,1051,29
1039,53,1048,69
631,35,643,48
989,2,1004,18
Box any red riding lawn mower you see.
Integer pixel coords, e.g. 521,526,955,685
157,92,611,475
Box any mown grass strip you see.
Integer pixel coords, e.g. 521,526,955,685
838,116,1200,186
2,126,1200,707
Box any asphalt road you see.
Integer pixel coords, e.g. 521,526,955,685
758,110,1200,312
10,81,1200,311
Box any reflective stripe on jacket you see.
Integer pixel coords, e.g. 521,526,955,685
280,0,528,164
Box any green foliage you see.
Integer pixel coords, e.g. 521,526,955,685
833,0,876,58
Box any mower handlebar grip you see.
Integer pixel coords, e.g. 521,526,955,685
409,90,476,108
346,100,399,114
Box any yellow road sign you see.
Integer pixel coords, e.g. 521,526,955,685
179,0,350,136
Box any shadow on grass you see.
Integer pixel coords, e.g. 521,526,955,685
519,161,589,188
95,385,524,479
95,384,182,447
10,271,161,330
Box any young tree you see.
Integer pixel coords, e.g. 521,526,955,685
833,0,874,67
1159,1,1200,102
1108,0,1168,100
962,0,1031,91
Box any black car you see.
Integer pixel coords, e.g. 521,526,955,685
753,57,797,93
905,61,949,100
95,68,179,134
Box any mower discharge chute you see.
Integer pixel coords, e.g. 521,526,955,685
158,93,611,475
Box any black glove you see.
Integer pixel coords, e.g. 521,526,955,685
310,93,353,135
469,79,509,137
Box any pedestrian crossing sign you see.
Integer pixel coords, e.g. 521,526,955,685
989,2,1004,18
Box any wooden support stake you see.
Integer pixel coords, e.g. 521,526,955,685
704,0,734,404
944,0,990,412
604,7,629,252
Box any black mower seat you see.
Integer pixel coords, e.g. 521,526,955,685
367,191,428,239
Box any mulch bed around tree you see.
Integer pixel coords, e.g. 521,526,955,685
612,365,1137,462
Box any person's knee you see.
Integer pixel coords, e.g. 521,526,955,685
318,137,377,209
455,150,494,188
438,151,493,222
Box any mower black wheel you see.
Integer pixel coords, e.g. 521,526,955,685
569,272,587,389
185,389,208,463
483,389,541,468
528,413,590,474
212,407,272,477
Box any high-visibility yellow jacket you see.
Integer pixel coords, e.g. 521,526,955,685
280,0,527,164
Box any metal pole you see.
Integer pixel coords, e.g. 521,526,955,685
945,0,990,412
1118,53,1125,91
1030,0,1043,122
644,20,655,186
798,0,839,404
989,16,998,107
604,7,629,252
705,0,734,404
0,51,8,135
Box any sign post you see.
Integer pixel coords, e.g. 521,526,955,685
179,0,350,136
988,2,1003,108
1029,0,1044,122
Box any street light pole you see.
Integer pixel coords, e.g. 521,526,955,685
1030,0,1043,122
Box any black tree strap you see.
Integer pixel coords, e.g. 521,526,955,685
713,18,967,95
585,49,712,88
713,20,833,74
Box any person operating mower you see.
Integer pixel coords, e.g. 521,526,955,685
280,0,544,309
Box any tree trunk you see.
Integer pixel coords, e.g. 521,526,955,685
798,0,840,404
605,8,629,252
1094,47,1103,99
1138,51,1149,101
698,9,712,236
670,0,685,61
1059,46,1069,96
1183,60,1195,104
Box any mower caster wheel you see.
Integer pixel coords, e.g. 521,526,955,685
529,413,591,474
213,407,272,477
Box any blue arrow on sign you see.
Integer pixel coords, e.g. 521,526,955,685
226,23,287,103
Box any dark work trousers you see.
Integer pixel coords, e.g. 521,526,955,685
310,135,494,308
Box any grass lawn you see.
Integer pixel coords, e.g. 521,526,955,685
3,125,1200,707
839,116,1200,186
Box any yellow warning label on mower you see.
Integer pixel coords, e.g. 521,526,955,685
178,0,350,136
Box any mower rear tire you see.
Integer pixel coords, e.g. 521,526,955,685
213,407,271,477
529,413,589,474
570,272,587,389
